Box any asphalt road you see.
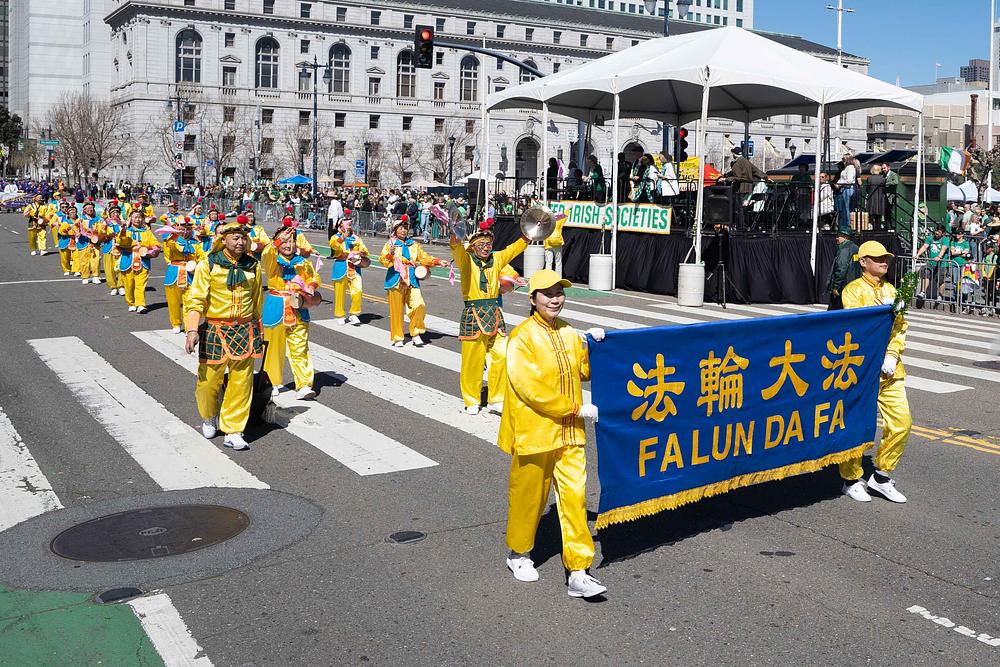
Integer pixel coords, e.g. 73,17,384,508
0,212,998,666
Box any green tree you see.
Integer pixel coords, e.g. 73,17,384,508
0,107,24,176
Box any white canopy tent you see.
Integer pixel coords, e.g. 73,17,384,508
946,180,1000,203
486,27,925,288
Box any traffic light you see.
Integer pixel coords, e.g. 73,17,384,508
249,157,256,171
47,152,56,169
414,25,434,69
675,127,690,164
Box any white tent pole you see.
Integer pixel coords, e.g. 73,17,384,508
611,91,621,287
809,103,825,272
990,0,996,152
694,74,710,265
483,107,491,221
912,112,924,272
542,102,549,206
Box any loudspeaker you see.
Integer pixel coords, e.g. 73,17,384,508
466,178,484,209
704,185,732,225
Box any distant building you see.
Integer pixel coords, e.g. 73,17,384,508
0,1,9,110
960,58,990,86
525,0,754,28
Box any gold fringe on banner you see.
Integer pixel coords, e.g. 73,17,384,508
594,442,871,530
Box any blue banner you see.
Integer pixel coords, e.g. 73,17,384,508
589,305,894,529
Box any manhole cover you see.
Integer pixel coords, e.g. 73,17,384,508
386,530,426,545
51,505,250,562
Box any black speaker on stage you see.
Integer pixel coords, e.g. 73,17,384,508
705,185,733,225
467,178,484,210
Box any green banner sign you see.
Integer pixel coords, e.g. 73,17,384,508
39,139,60,147
548,200,672,235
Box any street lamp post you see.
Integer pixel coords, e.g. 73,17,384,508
46,126,53,183
299,55,333,199
169,90,193,191
448,135,456,186
645,1,692,155
363,141,370,183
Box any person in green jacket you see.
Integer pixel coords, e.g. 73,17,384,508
826,228,861,310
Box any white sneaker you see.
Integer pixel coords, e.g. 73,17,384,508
464,405,480,416
81,279,89,284
567,570,607,599
506,554,539,582
171,326,181,334
127,306,137,312
842,480,872,503
40,251,48,256
223,432,250,450
74,272,81,276
109,289,118,296
30,251,37,256
117,287,126,295
200,417,218,439
136,306,147,314
347,314,361,325
63,272,70,276
295,386,316,400
392,340,404,347
412,335,425,347
486,402,503,415
867,475,907,503
271,386,283,398
91,277,101,284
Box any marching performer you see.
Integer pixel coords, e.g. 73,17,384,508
163,217,206,333
48,194,64,248
241,212,271,260
97,203,125,296
75,200,102,284
133,193,155,220
498,269,605,599
184,221,264,451
839,240,912,503
23,194,49,256
261,220,322,399
329,216,369,325
379,216,448,347
450,225,528,415
191,202,210,251
159,200,184,227
116,210,161,313
55,202,79,276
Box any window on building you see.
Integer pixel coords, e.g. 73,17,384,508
336,7,346,21
553,63,560,73
184,134,196,151
175,29,202,83
182,104,197,122
369,114,380,129
263,0,274,15
298,110,310,126
497,25,506,38
255,37,279,88
800,115,811,124
334,140,346,156
736,18,743,27
225,0,235,9
435,52,444,65
368,77,381,96
404,14,414,29
300,3,311,18
329,43,351,93
434,118,445,132
223,106,236,122
580,34,588,47
464,145,474,161
222,66,237,87
299,138,311,154
520,60,537,85
223,135,236,153
434,81,445,100
334,169,346,182
402,144,412,159
494,84,506,93
467,21,476,35
370,46,379,60
335,112,346,127
433,144,444,159
402,116,413,131
261,137,274,154
606,36,614,50
298,69,311,92
525,28,534,41
370,10,380,25
436,18,445,32
460,55,479,102
397,51,416,98
631,39,639,46
184,0,194,5
465,120,475,133
261,108,274,123
224,32,235,48
553,31,561,44
300,39,310,54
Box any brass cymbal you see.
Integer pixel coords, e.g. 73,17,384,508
520,205,556,241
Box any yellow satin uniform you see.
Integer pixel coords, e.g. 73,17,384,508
498,313,594,571
260,245,320,391
838,274,911,481
96,218,124,290
329,234,369,318
56,218,79,274
379,239,438,343
75,215,102,280
185,253,264,435
163,235,207,329
451,237,527,408
23,202,48,253
115,227,161,308
47,202,61,246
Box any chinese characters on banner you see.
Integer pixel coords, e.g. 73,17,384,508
588,305,894,529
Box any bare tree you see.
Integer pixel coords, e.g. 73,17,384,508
383,131,429,186
275,121,312,177
350,130,387,186
427,118,476,183
47,91,130,184
199,105,254,184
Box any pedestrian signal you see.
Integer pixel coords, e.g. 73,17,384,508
414,25,434,69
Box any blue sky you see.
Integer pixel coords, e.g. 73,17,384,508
754,1,991,86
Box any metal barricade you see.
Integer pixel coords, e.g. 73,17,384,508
895,254,999,317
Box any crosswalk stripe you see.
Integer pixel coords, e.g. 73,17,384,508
594,303,717,326
906,320,995,341
128,593,213,667
906,340,999,364
0,406,63,531
29,337,268,490
904,356,1000,385
905,329,994,351
905,310,999,331
134,330,437,475
904,376,972,393
652,301,748,320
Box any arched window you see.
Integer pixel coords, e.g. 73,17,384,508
175,29,202,83
460,55,479,103
329,43,351,94
255,37,280,89
397,50,416,98
520,59,538,85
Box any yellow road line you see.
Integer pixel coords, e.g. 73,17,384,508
317,282,388,304
911,425,1000,452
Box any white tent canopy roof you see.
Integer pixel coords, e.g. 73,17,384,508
487,27,922,124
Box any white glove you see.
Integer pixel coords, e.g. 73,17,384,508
880,355,897,377
587,327,606,342
579,404,599,422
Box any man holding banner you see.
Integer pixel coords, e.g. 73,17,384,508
838,241,911,504
498,269,606,599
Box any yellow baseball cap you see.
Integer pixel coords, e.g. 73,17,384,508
857,240,893,260
528,269,571,293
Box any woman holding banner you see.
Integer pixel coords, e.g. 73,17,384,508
498,269,606,599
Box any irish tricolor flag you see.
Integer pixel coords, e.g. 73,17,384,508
939,146,969,174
